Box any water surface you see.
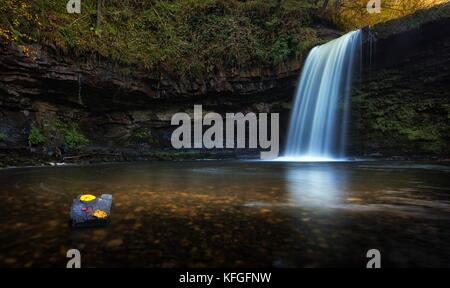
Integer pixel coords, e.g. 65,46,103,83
0,161,449,267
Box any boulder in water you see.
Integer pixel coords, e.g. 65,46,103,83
70,194,112,228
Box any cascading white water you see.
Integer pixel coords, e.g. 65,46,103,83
280,30,361,162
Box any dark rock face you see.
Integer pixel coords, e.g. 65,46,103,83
350,17,450,157
1,13,449,164
0,43,299,163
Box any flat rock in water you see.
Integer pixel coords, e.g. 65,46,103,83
70,194,112,228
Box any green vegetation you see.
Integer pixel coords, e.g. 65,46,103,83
373,2,450,39
1,0,445,77
0,132,6,142
329,0,447,30
63,127,90,150
0,0,321,77
28,119,89,151
353,84,449,155
148,150,237,160
48,120,90,151
132,128,158,146
28,128,46,146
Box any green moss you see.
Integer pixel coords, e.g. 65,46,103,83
270,101,293,110
353,81,449,155
131,128,158,146
149,151,215,161
369,110,444,148
53,120,90,151
28,128,47,146
32,118,90,151
63,127,89,151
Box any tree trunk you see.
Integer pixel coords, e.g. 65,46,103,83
96,0,105,28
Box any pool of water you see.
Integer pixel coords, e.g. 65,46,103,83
0,160,449,267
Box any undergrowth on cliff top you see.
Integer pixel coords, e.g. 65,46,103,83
330,0,448,29
1,0,321,76
0,0,448,77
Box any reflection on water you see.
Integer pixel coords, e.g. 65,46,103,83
0,161,449,267
286,165,347,208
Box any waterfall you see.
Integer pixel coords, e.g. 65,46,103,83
281,30,361,161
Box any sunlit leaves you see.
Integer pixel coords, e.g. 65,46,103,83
329,0,448,29
0,0,38,43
